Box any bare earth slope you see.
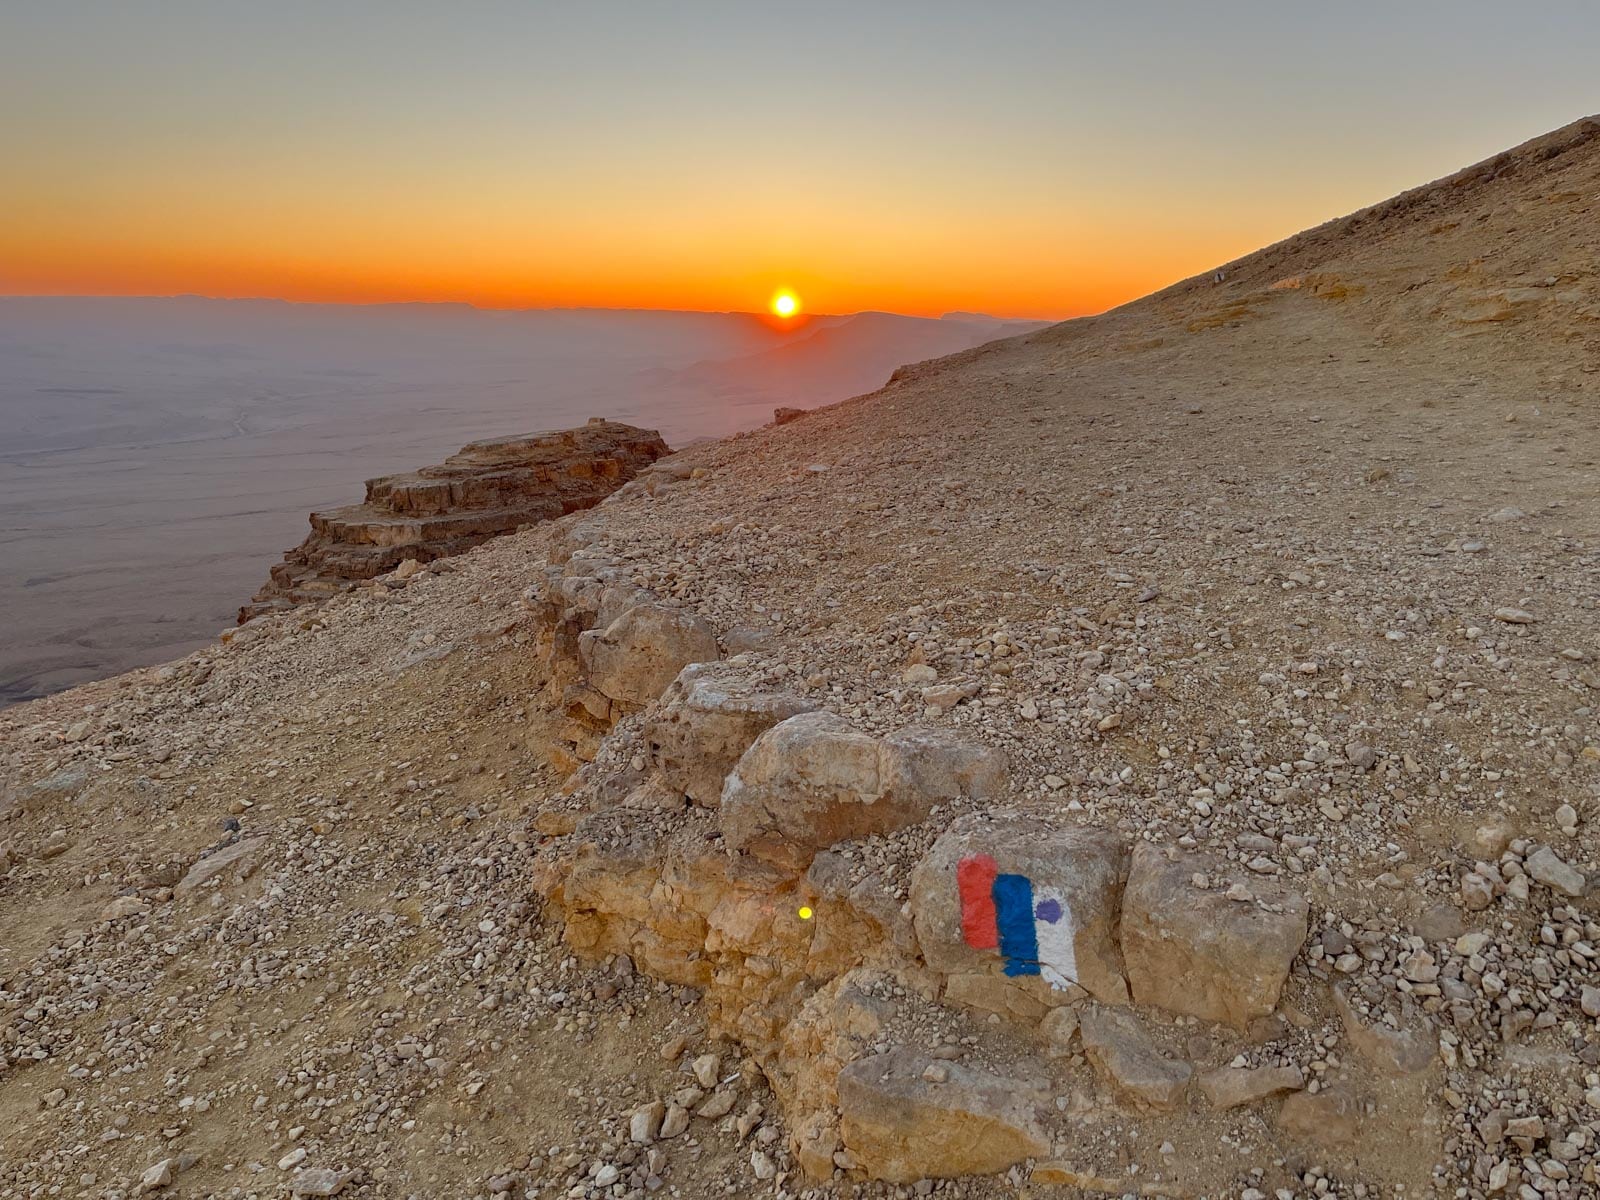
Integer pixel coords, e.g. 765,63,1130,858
1,118,1597,1200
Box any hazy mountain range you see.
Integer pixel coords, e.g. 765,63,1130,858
0,296,1043,704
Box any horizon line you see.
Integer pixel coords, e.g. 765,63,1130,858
0,290,1072,325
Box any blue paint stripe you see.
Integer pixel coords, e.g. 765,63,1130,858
992,874,1039,977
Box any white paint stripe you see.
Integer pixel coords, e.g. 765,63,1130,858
1032,887,1078,991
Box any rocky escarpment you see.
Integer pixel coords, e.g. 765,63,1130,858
516,524,1348,1185
239,419,669,621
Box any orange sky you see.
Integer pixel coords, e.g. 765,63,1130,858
2,4,1594,319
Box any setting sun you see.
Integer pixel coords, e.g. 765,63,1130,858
770,289,801,318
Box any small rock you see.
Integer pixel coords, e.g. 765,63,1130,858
1079,1005,1192,1112
659,1105,690,1139
289,1168,357,1197
1199,1064,1304,1110
139,1159,174,1192
1039,1007,1080,1058
1525,846,1586,896
691,1052,721,1089
630,1101,665,1143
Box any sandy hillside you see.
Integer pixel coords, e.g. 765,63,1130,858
1,117,1597,1200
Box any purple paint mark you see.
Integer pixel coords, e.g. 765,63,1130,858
1035,897,1063,924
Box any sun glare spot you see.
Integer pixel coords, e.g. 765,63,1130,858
770,290,800,318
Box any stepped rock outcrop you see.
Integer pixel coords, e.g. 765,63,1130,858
239,419,668,621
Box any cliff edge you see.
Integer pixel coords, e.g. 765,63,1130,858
240,419,669,621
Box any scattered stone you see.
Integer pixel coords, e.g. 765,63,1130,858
630,1101,665,1143
138,1159,174,1192
289,1168,357,1197
1524,846,1586,896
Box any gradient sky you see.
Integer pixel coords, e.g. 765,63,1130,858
2,2,1596,319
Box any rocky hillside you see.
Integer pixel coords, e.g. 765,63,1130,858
240,420,669,621
2,117,1598,1200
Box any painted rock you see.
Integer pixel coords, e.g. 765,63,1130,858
909,815,1130,1006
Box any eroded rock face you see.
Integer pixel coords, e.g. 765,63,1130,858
242,420,668,621
1120,841,1309,1027
909,815,1129,1006
836,1049,1050,1182
643,664,815,805
579,604,720,711
719,715,1007,870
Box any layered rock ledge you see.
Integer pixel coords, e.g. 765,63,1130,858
239,419,669,621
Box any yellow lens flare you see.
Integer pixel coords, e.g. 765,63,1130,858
797,905,814,921
770,289,800,318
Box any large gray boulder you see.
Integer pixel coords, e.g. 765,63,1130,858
909,814,1129,1006
719,714,1006,870
1120,841,1309,1027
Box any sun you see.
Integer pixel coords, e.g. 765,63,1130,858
770,289,800,318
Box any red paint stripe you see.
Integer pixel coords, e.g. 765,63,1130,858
957,854,999,950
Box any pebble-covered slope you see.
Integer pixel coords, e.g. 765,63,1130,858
1,117,1597,1200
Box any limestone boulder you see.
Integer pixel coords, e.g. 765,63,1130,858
1079,1005,1192,1113
579,602,720,709
1198,1063,1304,1109
644,664,816,806
720,714,1006,870
909,815,1129,1005
836,1049,1049,1182
1120,841,1309,1027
